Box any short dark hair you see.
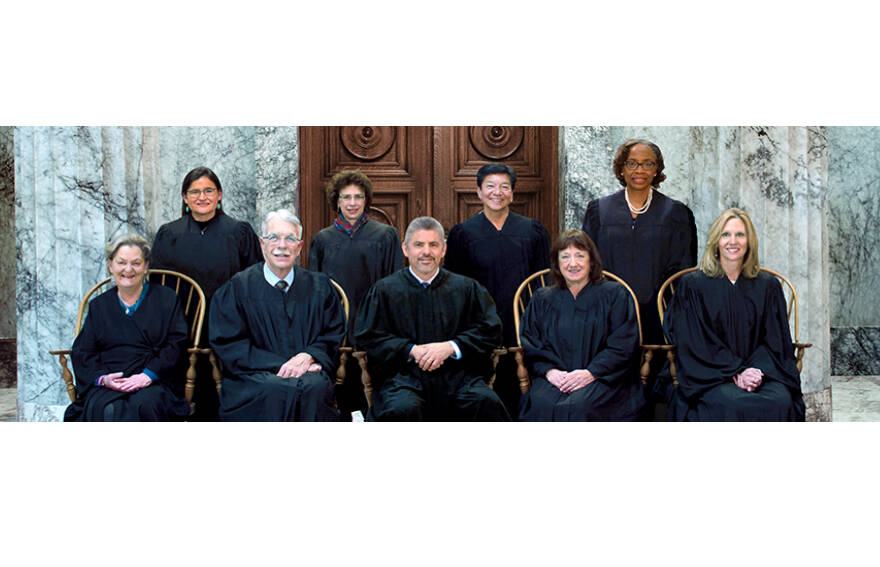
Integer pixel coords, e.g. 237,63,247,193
180,166,223,216
326,169,373,212
549,229,604,288
476,163,516,190
612,139,667,188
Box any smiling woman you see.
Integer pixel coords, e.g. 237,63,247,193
150,167,263,420
64,234,191,421
517,229,645,421
663,208,805,421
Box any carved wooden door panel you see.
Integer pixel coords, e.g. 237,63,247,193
433,126,558,233
299,126,558,268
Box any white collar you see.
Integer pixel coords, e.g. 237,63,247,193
263,263,294,291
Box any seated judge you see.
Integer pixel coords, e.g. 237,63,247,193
444,162,551,417
354,216,510,421
65,234,191,421
518,230,645,421
663,207,805,421
209,209,345,421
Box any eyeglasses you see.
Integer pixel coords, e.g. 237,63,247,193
339,194,366,202
263,233,301,244
623,160,657,171
186,188,218,197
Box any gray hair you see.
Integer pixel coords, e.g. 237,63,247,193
262,208,302,238
105,233,150,263
404,216,445,244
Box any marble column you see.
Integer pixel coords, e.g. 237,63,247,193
561,126,832,420
14,126,298,420
0,127,15,387
826,127,880,375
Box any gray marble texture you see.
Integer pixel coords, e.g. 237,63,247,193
831,327,880,375
826,127,880,328
12,126,294,417
562,127,831,418
0,127,14,339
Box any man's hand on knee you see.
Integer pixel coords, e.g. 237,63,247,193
277,352,316,378
411,341,454,372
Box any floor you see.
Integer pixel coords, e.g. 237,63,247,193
1,376,878,421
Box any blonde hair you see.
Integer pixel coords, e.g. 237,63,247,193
700,207,760,278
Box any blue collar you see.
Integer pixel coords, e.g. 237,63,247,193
118,282,149,316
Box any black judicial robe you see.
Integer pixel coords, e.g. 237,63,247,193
354,268,507,420
308,220,403,341
518,281,645,421
445,211,551,417
65,284,191,421
445,211,551,347
151,212,262,419
582,190,697,344
209,264,345,421
663,271,805,421
152,212,262,307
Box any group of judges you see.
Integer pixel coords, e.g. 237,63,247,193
63,138,806,422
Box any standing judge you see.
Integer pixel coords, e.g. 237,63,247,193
151,166,262,420
308,169,403,417
65,234,191,421
209,209,345,421
581,139,697,407
518,230,645,421
664,208,805,421
355,217,510,421
445,163,551,417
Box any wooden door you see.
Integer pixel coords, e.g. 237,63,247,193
299,126,558,268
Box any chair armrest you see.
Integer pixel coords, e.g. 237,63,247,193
506,346,531,395
352,351,373,408
49,349,77,403
337,346,353,386
487,348,507,389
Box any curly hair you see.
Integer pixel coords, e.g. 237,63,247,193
325,169,373,213
612,138,667,188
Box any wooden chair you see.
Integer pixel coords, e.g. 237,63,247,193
508,268,649,393
48,269,212,413
650,266,813,386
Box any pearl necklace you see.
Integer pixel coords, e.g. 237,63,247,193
625,188,653,215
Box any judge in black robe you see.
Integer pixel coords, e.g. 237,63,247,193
518,230,645,421
210,210,345,421
445,164,551,417
355,217,509,421
663,208,805,421
151,167,262,420
66,243,190,421
308,170,403,416
581,140,696,410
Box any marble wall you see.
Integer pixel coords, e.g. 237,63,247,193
561,127,832,420
0,127,15,386
826,127,880,375
13,126,298,420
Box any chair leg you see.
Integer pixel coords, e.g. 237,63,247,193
58,353,76,403
209,350,223,394
185,350,198,412
640,348,652,387
353,351,373,407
